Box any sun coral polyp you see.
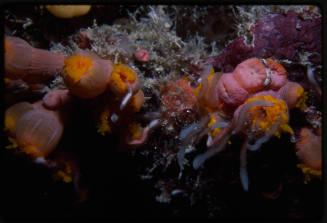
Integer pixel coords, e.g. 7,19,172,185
217,72,249,108
96,105,112,136
295,128,322,174
63,51,113,98
94,86,145,138
278,81,307,110
195,67,222,112
16,108,64,158
64,55,93,83
245,94,293,138
4,90,74,160
5,36,65,84
264,58,287,90
233,58,268,93
109,64,140,97
126,90,145,113
4,102,34,137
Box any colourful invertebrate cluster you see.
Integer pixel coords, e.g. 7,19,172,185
61,49,146,144
3,35,147,196
179,57,310,191
3,5,322,220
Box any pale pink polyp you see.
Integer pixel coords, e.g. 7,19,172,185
134,49,150,63
233,58,267,93
217,72,249,107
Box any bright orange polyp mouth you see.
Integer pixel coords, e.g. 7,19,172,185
247,95,293,136
295,87,307,111
64,55,93,83
110,64,136,93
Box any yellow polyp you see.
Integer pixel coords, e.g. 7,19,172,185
196,68,214,98
207,67,215,82
57,171,73,183
45,5,91,19
183,76,190,82
297,164,321,184
5,137,18,149
129,122,142,140
22,144,38,156
247,95,289,135
97,107,111,136
130,95,142,112
4,115,16,134
279,123,294,135
295,89,307,111
111,64,136,93
64,55,93,83
207,115,222,137
208,115,217,127
227,140,232,145
52,162,73,183
194,82,202,97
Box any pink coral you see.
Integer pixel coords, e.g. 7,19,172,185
180,58,307,191
196,58,294,116
134,49,150,63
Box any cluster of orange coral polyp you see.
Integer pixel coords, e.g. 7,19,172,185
5,36,65,84
295,128,321,171
109,64,140,97
63,51,114,99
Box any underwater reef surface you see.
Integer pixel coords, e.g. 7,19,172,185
1,5,323,221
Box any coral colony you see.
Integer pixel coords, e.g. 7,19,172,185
3,5,322,218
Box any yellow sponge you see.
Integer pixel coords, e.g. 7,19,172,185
46,5,91,18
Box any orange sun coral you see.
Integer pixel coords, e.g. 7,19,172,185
5,36,65,84
5,89,74,161
295,127,321,183
63,51,114,98
109,64,140,97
